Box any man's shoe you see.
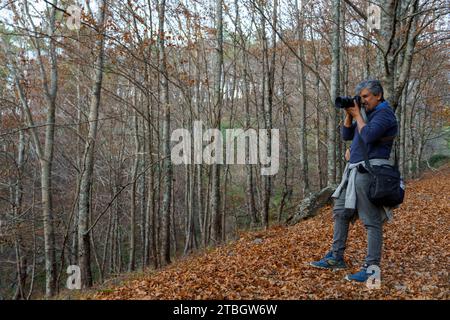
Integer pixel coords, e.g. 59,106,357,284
345,264,376,282
310,251,347,270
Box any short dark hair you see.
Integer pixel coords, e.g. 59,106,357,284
355,79,384,99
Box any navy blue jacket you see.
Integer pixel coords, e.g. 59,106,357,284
342,101,398,164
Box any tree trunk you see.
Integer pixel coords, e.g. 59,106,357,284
236,0,257,227
400,84,408,176
159,0,172,266
380,0,419,111
296,0,309,195
327,0,341,187
13,129,26,299
260,0,277,229
78,0,107,288
210,0,224,244
129,107,139,271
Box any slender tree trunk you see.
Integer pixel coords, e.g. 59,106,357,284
337,3,346,181
400,85,408,176
159,0,172,266
204,168,211,247
315,77,323,190
259,0,276,229
170,185,177,255
236,0,257,227
210,0,224,244
296,0,309,195
184,163,196,254
310,23,324,190
129,107,139,271
13,129,26,299
78,0,107,288
22,0,60,297
278,61,290,223
328,0,340,187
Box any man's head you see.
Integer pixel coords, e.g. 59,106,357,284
355,80,384,111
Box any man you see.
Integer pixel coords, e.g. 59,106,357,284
310,80,398,283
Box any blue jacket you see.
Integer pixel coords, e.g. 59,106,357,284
342,101,398,164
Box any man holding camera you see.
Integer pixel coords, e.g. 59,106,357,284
310,80,398,283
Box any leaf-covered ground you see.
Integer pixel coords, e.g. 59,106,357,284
92,166,449,300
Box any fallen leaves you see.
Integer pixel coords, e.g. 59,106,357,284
92,165,450,300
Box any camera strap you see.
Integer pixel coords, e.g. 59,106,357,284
361,107,368,122
357,131,397,171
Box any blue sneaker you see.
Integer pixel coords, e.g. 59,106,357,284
345,264,377,282
310,251,347,270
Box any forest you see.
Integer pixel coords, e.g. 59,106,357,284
0,0,448,299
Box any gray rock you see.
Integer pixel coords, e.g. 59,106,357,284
286,186,334,225
252,238,263,245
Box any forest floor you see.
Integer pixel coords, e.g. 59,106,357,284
85,165,449,300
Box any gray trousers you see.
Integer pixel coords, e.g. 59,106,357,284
331,170,385,266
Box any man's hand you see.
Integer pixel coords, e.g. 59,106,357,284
345,101,361,118
346,101,366,133
343,108,353,127
345,148,350,161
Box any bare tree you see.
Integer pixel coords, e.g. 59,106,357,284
296,0,309,195
159,0,172,266
327,0,341,187
210,0,224,243
77,0,107,288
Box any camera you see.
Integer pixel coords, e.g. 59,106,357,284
335,95,361,109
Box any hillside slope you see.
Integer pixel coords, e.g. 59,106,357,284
92,166,449,300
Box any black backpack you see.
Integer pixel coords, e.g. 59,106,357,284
357,135,405,207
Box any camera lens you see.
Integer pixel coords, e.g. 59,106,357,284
334,96,362,109
335,96,354,109
335,97,344,109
